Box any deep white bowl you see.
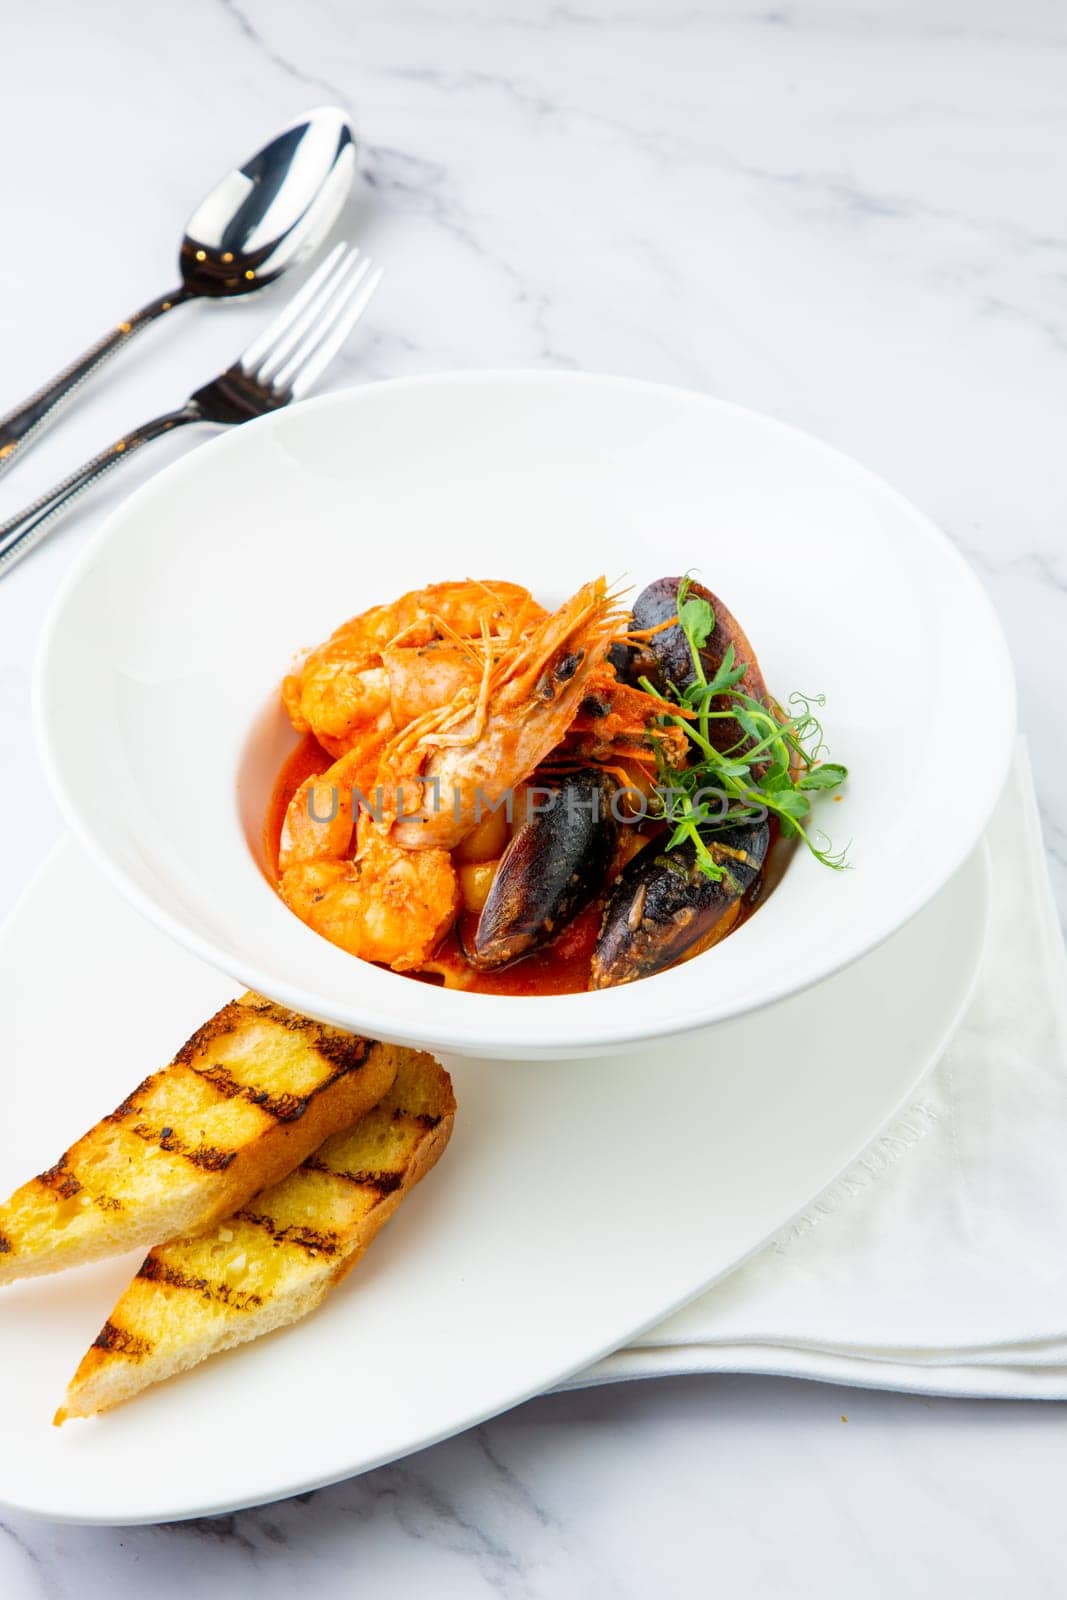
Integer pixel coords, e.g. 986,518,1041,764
35,372,1015,1058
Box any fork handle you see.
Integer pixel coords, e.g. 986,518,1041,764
0,404,203,580
0,287,189,480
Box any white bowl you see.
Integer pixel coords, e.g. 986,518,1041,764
35,372,1015,1058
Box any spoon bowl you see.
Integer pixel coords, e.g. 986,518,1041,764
179,108,356,298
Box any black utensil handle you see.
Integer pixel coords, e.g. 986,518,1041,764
0,404,202,579
0,287,189,478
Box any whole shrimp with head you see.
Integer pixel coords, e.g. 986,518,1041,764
282,579,546,757
277,577,624,971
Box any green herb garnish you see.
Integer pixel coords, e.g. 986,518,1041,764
640,576,851,881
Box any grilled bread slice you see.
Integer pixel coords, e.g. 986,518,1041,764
0,993,401,1288
56,1050,454,1421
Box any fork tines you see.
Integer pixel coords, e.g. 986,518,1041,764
238,242,383,400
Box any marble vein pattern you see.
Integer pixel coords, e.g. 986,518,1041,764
0,0,1064,1591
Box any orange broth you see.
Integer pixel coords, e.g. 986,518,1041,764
263,734,334,881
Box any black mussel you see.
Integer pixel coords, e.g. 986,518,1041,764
590,819,770,989
470,769,619,970
606,637,662,691
632,576,769,709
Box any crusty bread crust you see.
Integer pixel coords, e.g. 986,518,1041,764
57,1051,454,1421
0,994,399,1287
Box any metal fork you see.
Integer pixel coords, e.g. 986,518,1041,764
0,242,382,580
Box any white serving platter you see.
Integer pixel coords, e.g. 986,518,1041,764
0,834,987,1523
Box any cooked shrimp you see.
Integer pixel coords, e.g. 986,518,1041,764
278,738,459,969
381,642,480,728
276,578,623,970
281,666,391,760
279,743,374,870
279,833,460,970
382,577,624,851
283,580,547,752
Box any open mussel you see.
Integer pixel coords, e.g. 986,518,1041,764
469,768,620,970
590,819,770,989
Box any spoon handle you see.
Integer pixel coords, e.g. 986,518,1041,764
0,404,203,580
0,288,189,479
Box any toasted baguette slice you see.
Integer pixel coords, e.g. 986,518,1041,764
57,1050,454,1421
0,993,401,1288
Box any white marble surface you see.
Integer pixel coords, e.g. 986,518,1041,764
0,0,1064,1590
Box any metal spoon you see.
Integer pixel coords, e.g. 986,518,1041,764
0,105,355,477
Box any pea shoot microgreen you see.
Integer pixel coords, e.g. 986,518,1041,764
640,577,851,881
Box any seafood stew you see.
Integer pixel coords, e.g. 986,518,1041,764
267,575,848,992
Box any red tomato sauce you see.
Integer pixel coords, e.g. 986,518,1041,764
416,901,604,996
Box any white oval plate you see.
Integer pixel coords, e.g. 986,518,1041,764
35,373,1014,1057
0,835,987,1523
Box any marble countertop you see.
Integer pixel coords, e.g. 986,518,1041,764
0,0,1063,1591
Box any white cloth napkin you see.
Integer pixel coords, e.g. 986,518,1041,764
574,740,1067,1400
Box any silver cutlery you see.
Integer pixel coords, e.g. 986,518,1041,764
0,242,381,579
0,107,355,478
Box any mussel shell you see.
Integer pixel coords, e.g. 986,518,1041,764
470,768,620,970
606,637,662,691
632,576,769,709
590,819,770,989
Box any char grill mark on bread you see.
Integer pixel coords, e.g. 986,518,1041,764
56,1051,455,1421
0,994,400,1287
